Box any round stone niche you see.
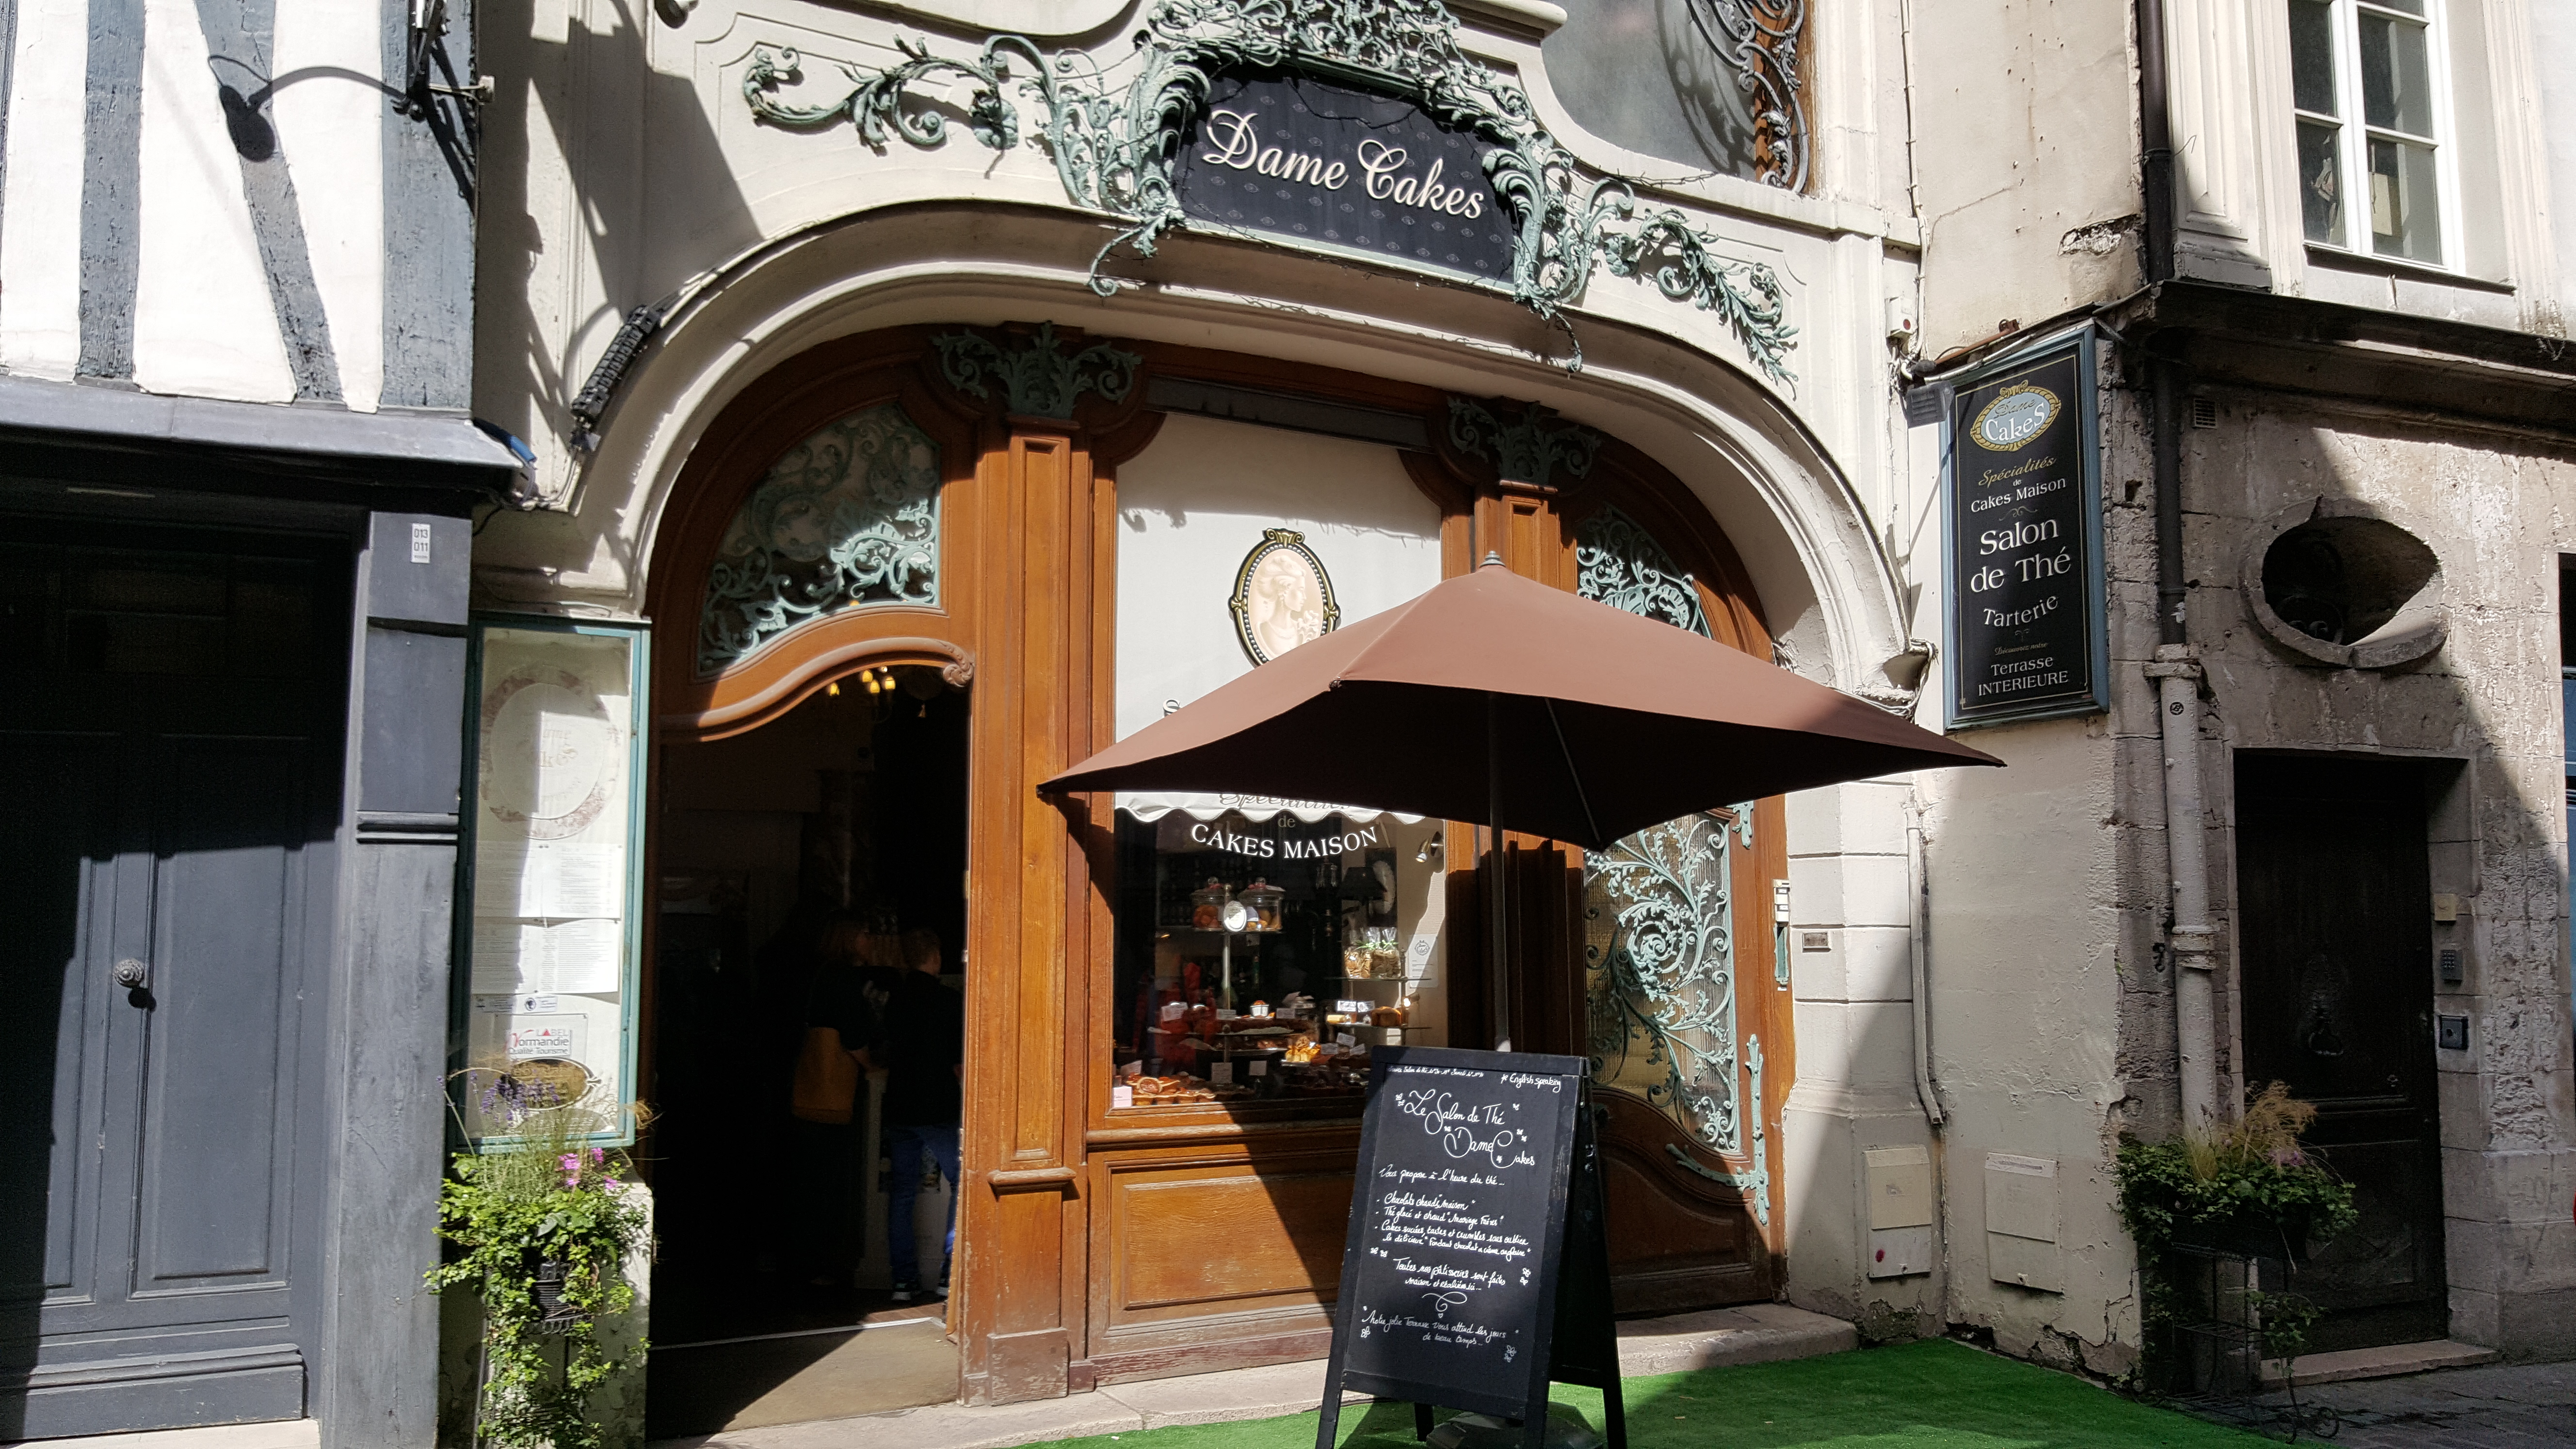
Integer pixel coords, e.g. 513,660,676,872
2240,499,2446,669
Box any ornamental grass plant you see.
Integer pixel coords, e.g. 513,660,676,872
2115,1082,2358,1373
427,1070,653,1449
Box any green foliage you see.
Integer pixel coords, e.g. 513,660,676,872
425,1073,651,1449
2243,1288,2324,1365
2115,1083,2359,1369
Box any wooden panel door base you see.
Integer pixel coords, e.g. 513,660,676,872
982,1328,1073,1406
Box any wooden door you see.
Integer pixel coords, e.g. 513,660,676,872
1553,492,1785,1309
2234,753,2447,1351
1,520,345,1435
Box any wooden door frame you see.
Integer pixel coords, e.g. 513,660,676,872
640,324,1787,1401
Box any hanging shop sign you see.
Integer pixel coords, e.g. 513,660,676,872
1311,1046,1627,1448
1940,329,2109,730
1230,528,1342,665
1176,74,1516,284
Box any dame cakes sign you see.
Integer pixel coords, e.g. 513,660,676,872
1176,73,1516,282
1941,331,2109,729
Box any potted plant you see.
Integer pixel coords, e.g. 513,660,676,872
426,1073,652,1449
2116,1082,2358,1389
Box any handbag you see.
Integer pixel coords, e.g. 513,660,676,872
791,1025,860,1123
791,965,863,1124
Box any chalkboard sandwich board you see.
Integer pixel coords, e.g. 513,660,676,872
1313,1046,1626,1449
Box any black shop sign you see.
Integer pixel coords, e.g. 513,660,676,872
1312,1047,1627,1449
1176,72,1519,284
1940,331,2109,729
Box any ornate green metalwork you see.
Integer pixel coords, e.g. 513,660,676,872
739,0,1798,382
1580,507,1769,1217
932,323,1141,419
1576,506,1708,637
1448,398,1601,489
698,403,940,674
1585,813,1741,1157
1687,0,1808,192
1664,1034,1769,1225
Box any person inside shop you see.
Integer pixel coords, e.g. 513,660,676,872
876,926,964,1302
787,911,879,1292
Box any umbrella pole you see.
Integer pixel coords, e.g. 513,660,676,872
1487,691,1511,1052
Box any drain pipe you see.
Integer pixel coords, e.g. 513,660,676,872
2150,636,2217,1132
2136,0,2219,1131
1906,792,1944,1129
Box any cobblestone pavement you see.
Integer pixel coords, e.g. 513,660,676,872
2246,1360,2576,1447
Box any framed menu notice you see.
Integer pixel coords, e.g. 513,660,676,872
455,616,649,1145
1313,1047,1626,1449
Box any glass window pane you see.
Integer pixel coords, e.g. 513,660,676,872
2369,135,2442,262
2299,119,2345,243
1108,807,1449,1113
2289,0,2338,114
464,624,643,1143
2359,13,2435,136
2366,0,2425,16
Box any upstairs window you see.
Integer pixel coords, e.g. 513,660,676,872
2289,0,2451,265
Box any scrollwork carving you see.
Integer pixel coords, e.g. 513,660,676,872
1448,398,1602,490
739,0,1798,382
698,404,942,675
1586,814,1739,1158
1686,0,1807,193
932,322,1141,419
1575,506,1709,636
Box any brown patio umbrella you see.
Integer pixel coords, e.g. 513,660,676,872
1044,561,2000,849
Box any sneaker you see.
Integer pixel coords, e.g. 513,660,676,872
891,1284,916,1303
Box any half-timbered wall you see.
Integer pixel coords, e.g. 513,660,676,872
0,0,474,409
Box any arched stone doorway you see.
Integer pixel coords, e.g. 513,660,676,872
631,322,1795,1413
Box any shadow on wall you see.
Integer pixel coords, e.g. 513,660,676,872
1540,0,1762,181
1916,398,2576,1367
472,0,760,502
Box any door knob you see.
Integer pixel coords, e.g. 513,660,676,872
113,958,150,990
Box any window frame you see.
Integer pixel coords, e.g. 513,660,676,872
2287,0,2461,270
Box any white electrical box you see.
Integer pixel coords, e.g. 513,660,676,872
1866,1145,1936,1280
1984,1153,2063,1293
1869,1226,1933,1279
1866,1145,1933,1229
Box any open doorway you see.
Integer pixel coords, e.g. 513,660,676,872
644,667,969,1434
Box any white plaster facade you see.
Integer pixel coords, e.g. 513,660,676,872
1898,0,2576,1371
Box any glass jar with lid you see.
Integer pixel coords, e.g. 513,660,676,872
1190,878,1231,929
1237,878,1284,932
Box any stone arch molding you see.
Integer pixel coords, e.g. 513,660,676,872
480,211,1912,707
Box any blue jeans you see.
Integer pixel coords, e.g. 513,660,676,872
885,1123,959,1288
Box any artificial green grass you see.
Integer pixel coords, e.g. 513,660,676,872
1055,1339,2266,1448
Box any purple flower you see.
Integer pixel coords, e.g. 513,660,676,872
2268,1146,2305,1167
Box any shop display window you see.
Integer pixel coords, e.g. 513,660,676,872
1108,805,1447,1113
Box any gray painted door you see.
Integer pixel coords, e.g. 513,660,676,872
1,519,348,1437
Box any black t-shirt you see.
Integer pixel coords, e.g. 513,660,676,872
808,965,879,1047
876,971,965,1127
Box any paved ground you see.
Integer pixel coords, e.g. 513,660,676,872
647,1303,1856,1449
2248,1359,2576,1447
